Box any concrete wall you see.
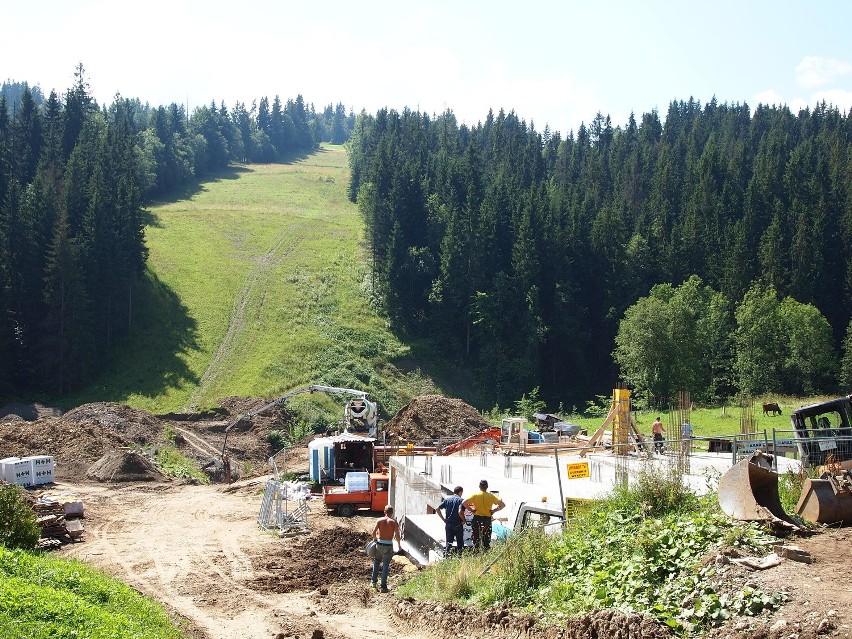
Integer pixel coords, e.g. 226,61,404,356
388,457,445,526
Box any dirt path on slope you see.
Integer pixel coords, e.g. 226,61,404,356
187,226,308,411
57,479,428,639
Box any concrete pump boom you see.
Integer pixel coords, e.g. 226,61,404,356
220,384,376,458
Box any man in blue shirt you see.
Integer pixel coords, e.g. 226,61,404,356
436,486,465,556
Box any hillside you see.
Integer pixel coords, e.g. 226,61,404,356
64,146,437,416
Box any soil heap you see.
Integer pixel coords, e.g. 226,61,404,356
0,399,286,483
249,526,378,593
63,402,164,446
86,450,166,482
382,395,492,445
0,413,133,480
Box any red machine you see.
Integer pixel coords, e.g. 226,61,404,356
322,472,389,517
440,427,503,456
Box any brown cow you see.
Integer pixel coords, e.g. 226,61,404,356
762,402,782,416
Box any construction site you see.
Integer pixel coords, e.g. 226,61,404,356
1,390,851,639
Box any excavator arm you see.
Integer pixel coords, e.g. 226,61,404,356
441,427,503,456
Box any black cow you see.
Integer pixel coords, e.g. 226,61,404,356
762,402,782,417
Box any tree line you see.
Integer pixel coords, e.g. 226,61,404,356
0,68,355,397
348,101,852,408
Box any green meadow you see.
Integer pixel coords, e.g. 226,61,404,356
61,145,837,428
67,146,435,415
560,394,830,443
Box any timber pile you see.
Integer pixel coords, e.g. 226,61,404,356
31,497,85,549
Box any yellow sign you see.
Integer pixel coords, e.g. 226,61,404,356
567,462,590,479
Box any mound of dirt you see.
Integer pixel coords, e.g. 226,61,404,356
0,397,302,483
0,403,63,421
383,395,493,444
86,450,167,482
249,526,391,593
394,601,673,639
0,417,134,480
217,396,272,415
63,402,164,445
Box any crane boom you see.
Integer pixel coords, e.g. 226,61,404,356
221,384,376,458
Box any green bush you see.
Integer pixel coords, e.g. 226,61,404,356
155,448,209,484
778,466,813,516
608,465,698,518
401,471,783,636
480,527,550,605
0,484,40,550
266,429,287,451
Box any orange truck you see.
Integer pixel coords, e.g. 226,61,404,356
322,472,389,517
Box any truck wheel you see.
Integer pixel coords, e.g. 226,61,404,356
337,503,356,517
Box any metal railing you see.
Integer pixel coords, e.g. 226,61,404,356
769,428,852,469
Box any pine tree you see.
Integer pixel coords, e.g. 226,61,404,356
62,64,94,161
11,87,42,184
41,206,92,393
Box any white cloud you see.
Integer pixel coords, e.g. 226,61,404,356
809,89,852,112
750,89,786,108
749,88,852,115
795,56,852,89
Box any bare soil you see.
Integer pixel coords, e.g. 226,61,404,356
383,395,493,445
3,400,852,639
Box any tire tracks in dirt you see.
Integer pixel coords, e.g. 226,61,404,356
63,483,278,638
59,480,437,639
175,426,223,459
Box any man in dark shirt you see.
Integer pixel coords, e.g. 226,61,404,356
436,486,465,555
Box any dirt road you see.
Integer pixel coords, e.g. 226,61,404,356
41,474,852,639
57,478,426,639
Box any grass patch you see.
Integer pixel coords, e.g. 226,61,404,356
399,471,784,635
0,547,187,638
64,146,428,415
547,393,822,443
156,447,210,483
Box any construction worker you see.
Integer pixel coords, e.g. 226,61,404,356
370,505,401,593
436,486,465,555
652,417,665,454
461,479,505,552
681,421,693,455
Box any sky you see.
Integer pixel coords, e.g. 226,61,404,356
4,0,852,135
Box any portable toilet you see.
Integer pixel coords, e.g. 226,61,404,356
308,437,335,482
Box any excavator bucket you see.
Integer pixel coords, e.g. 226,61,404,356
718,451,798,527
795,473,852,525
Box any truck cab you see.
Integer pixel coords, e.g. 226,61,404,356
513,501,566,531
322,472,389,517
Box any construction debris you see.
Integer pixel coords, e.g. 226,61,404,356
29,494,85,549
776,544,813,564
730,552,784,571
